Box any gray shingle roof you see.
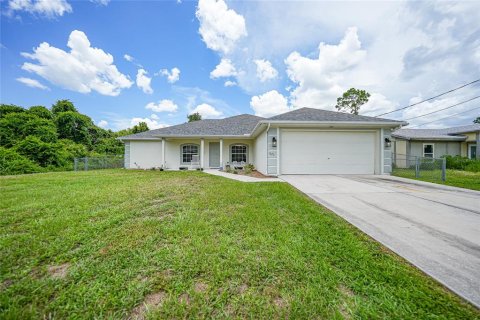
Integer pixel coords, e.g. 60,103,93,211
392,124,480,141
119,107,405,140
118,114,264,140
267,107,404,123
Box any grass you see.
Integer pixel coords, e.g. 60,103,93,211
393,169,480,191
1,170,479,319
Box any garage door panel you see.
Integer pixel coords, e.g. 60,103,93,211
281,131,375,174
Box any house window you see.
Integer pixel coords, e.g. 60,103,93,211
181,144,199,164
469,145,477,159
230,144,248,162
423,144,434,158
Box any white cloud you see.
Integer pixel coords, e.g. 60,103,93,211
21,30,132,96
131,117,168,130
16,77,49,90
190,103,223,119
7,0,72,18
145,99,178,113
196,0,247,54
159,67,180,83
150,113,159,120
124,54,133,62
254,59,278,82
136,69,153,94
90,0,110,5
210,58,237,79
97,120,108,128
224,80,237,87
285,27,366,109
250,90,291,117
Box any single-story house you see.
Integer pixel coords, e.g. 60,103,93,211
392,124,480,160
118,107,406,176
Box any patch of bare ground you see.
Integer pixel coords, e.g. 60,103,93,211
178,293,191,305
1,279,13,290
194,281,208,293
48,263,70,279
273,296,288,309
129,291,166,320
338,284,355,319
238,283,248,294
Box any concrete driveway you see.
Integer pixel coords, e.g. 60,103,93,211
281,174,480,307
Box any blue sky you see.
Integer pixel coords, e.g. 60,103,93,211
1,0,479,130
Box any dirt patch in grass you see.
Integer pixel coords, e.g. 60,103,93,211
194,281,208,293
48,263,70,279
178,293,191,305
338,284,355,319
129,291,166,320
273,296,288,309
1,279,13,290
238,283,248,294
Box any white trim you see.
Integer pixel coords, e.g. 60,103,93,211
161,138,165,167
200,139,205,168
468,144,477,159
276,127,280,175
219,138,223,169
423,143,435,158
380,128,384,174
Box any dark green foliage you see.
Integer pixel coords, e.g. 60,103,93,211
28,105,53,120
51,99,77,115
474,117,480,124
130,121,149,133
0,146,43,175
335,88,371,115
0,104,25,118
187,112,202,122
0,112,57,147
55,111,93,146
0,100,149,175
14,136,68,168
443,155,480,172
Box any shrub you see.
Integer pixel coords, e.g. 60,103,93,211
0,147,43,175
443,155,480,172
14,136,69,168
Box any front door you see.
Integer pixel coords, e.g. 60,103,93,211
209,142,220,167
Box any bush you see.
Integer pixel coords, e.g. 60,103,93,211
14,136,69,168
0,147,43,175
443,155,480,172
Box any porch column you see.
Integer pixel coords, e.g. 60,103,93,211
476,132,480,160
219,138,223,169
161,138,165,168
200,138,205,168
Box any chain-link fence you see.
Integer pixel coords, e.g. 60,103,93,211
74,155,124,171
392,154,446,181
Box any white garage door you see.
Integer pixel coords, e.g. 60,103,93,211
281,130,376,174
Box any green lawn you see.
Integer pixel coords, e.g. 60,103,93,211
1,170,478,319
393,169,480,191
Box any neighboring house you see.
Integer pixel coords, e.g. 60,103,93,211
392,124,480,160
118,108,406,175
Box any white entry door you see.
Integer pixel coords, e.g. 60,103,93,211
280,130,376,174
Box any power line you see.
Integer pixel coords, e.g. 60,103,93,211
374,78,480,117
407,106,480,128
403,95,480,121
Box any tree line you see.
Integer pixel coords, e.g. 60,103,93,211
0,100,149,175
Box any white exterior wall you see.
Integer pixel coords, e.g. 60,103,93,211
128,141,163,169
163,138,254,170
253,130,267,175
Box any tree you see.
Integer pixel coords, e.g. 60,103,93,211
14,136,67,168
335,88,371,115
188,112,202,122
474,117,480,124
51,99,77,115
29,105,53,119
0,146,43,175
131,122,149,134
0,112,56,147
55,111,93,145
0,104,24,118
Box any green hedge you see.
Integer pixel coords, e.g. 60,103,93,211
0,147,44,175
443,155,480,172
